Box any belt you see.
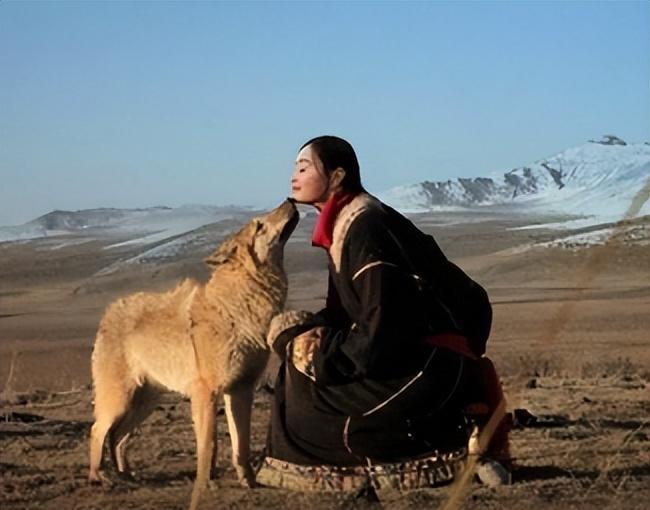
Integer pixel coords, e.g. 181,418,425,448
424,332,478,360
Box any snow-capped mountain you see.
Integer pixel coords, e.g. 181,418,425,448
379,135,650,224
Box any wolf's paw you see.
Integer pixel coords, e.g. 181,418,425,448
117,470,137,482
88,470,114,488
267,310,323,353
235,465,257,488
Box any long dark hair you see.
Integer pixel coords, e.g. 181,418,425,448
300,135,365,193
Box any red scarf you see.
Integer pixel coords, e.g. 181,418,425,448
311,191,358,250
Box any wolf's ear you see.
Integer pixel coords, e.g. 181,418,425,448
205,244,238,267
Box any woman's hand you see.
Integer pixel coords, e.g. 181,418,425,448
291,327,325,381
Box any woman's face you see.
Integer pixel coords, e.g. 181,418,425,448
291,145,329,205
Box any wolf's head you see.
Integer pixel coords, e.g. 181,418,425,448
205,199,299,273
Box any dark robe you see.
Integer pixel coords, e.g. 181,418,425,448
267,192,476,465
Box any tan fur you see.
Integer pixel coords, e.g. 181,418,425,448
266,310,320,348
88,200,298,510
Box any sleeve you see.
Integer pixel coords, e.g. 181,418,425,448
313,274,353,332
312,217,430,386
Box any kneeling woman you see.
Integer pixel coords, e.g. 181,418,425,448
262,136,509,486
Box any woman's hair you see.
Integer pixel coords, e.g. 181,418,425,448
300,135,365,192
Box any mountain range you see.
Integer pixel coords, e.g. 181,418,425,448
378,135,649,225
1,135,648,246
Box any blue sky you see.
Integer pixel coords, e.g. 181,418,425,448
1,0,648,225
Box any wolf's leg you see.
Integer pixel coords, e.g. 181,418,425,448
89,381,134,484
210,396,220,480
223,386,256,487
108,383,160,478
189,379,216,510
89,420,115,484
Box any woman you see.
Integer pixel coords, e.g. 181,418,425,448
260,136,510,488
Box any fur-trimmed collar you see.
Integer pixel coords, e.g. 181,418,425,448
311,191,358,250
327,192,383,272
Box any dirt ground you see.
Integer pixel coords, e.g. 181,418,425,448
1,210,649,509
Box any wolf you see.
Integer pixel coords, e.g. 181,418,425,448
88,199,299,509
